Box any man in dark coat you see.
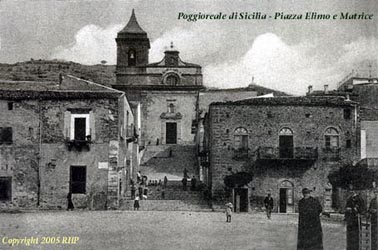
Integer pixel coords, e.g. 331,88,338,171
297,188,323,250
264,193,274,219
345,191,364,250
369,192,378,250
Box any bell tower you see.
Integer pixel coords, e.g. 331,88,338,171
116,9,150,85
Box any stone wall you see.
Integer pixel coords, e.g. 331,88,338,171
208,102,359,210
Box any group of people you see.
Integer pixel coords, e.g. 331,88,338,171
132,171,150,210
181,168,197,191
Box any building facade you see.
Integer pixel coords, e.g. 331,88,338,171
0,76,138,210
205,96,359,212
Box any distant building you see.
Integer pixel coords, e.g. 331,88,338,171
0,76,138,210
204,96,358,212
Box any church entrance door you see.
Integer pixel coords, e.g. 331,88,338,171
166,122,177,144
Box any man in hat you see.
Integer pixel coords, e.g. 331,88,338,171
345,190,364,250
264,192,274,219
368,190,378,250
297,188,323,250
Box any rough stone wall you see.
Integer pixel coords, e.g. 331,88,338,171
0,100,40,209
142,91,197,145
116,74,202,87
208,103,358,210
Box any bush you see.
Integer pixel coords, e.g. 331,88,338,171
328,163,376,190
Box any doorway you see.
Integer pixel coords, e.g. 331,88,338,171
234,188,248,213
166,122,177,144
279,180,294,213
279,128,294,158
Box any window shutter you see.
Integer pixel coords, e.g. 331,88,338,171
64,111,71,139
89,111,96,141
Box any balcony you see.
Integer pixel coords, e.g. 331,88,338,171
322,147,341,161
65,136,91,151
257,147,318,161
233,148,249,161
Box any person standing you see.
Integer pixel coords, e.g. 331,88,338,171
345,191,364,250
264,193,274,219
182,178,187,191
130,183,136,199
67,191,74,211
297,188,323,250
191,176,197,191
368,191,378,250
164,176,168,188
134,195,140,211
225,202,233,223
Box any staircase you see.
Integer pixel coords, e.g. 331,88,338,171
139,144,198,180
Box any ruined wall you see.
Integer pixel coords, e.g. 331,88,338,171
208,103,358,210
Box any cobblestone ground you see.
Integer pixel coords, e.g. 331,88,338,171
0,211,346,250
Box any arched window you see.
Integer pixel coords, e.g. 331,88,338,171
279,127,293,158
325,127,339,149
279,127,293,135
128,49,136,66
165,75,179,85
234,127,248,151
168,103,175,113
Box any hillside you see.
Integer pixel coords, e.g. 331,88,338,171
0,60,115,87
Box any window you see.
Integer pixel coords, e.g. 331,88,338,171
325,127,339,149
346,139,352,148
128,49,136,66
168,103,175,113
7,102,13,110
344,108,351,119
0,127,12,144
165,75,179,85
234,127,248,150
70,166,86,194
279,127,294,158
70,114,90,141
0,177,12,201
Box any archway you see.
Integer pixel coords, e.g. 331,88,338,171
279,180,294,213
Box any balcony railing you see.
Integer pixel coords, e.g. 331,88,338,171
257,147,318,160
322,147,341,161
233,148,249,160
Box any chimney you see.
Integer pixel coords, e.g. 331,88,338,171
307,85,313,95
324,85,329,94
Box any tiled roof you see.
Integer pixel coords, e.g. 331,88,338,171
0,75,122,100
211,96,357,107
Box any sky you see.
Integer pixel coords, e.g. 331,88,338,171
0,0,377,95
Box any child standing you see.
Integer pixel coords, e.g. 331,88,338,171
225,202,233,222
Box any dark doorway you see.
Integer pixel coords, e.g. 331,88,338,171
166,122,177,144
234,188,248,212
70,166,86,194
0,177,12,201
74,118,86,141
279,188,287,213
279,135,294,158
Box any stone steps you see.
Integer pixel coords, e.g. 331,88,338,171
119,199,211,211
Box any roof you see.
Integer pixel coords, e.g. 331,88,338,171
118,9,146,34
211,96,358,107
0,75,123,100
202,84,288,96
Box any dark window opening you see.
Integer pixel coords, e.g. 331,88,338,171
0,127,12,144
344,108,351,120
70,166,86,194
166,75,179,85
7,102,13,110
0,177,12,201
128,49,136,66
305,113,311,118
346,139,352,148
74,118,86,141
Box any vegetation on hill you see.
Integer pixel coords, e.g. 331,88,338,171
0,59,115,86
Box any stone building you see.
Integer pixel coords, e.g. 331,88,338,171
204,96,359,212
0,75,138,210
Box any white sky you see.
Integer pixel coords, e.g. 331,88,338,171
0,0,377,94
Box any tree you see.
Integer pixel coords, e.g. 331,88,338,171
328,163,376,190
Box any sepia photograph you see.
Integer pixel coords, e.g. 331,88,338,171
0,0,377,249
